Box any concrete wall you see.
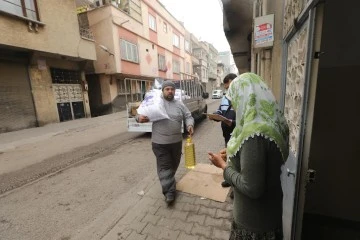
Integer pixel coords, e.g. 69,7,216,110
97,74,119,109
267,1,284,101
29,66,58,125
164,48,174,79
138,37,158,77
0,0,95,61
99,74,112,105
88,6,117,73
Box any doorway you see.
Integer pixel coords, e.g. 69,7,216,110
300,1,360,239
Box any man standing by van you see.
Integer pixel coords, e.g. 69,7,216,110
209,73,237,188
136,80,194,205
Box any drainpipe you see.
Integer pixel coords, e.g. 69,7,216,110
260,51,265,78
264,49,272,88
263,0,267,15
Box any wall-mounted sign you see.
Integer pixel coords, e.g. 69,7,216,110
254,14,274,48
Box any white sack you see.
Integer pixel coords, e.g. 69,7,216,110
137,90,169,122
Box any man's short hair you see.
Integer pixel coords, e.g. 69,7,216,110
223,73,237,84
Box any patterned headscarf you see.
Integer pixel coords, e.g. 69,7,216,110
226,72,289,162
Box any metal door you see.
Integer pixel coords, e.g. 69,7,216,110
0,61,37,132
280,4,319,239
72,101,85,119
57,102,72,122
53,84,85,122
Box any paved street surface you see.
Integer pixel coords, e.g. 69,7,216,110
0,99,233,240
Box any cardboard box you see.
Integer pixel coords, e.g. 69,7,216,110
129,102,141,116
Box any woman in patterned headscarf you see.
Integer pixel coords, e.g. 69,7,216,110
208,72,289,240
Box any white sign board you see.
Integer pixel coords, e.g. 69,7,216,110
254,14,274,48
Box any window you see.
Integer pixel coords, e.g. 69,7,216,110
120,39,139,63
185,40,190,52
173,34,179,48
95,0,105,6
148,14,156,31
50,68,81,84
117,79,131,94
158,54,166,71
163,22,167,33
0,0,39,21
173,60,180,74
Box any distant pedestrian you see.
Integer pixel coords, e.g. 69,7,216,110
136,80,194,205
208,73,237,188
208,73,289,239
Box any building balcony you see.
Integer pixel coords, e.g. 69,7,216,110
208,72,217,80
191,56,200,65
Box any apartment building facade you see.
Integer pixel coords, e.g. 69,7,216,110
222,0,359,239
192,40,220,93
0,0,96,133
207,43,220,90
80,0,201,115
218,51,231,79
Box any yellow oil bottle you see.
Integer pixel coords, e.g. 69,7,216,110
184,136,196,169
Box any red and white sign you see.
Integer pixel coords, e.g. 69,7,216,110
254,14,274,48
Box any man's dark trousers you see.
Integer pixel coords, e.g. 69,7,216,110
152,141,182,198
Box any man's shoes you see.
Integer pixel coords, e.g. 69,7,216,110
221,181,231,188
165,195,175,205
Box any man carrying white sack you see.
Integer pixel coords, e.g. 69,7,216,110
136,80,194,205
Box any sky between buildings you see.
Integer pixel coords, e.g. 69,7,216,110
159,0,231,53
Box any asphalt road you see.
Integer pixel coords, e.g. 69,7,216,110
0,99,223,240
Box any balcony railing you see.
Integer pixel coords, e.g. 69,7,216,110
79,27,94,40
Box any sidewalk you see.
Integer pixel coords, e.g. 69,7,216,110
0,111,130,175
100,175,233,240
0,110,128,152
96,99,233,240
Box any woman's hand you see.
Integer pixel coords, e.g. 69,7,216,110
208,152,227,170
219,148,227,161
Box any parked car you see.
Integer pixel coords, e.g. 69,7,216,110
212,89,223,99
